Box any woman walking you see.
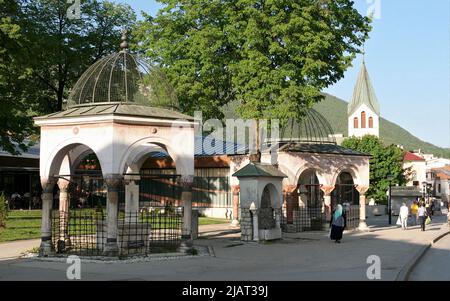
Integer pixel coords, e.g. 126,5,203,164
418,203,428,231
330,204,346,243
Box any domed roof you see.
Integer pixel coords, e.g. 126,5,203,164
67,31,178,110
280,108,336,145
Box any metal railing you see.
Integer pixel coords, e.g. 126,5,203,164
51,206,183,257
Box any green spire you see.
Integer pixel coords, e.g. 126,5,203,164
348,61,380,116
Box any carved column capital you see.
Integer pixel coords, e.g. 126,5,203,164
57,178,70,192
355,185,369,195
41,177,56,193
320,185,335,196
283,184,297,194
179,175,194,192
124,175,140,186
104,174,124,192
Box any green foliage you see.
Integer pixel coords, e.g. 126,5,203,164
134,0,371,122
314,93,450,159
0,0,136,154
342,135,408,204
0,193,9,227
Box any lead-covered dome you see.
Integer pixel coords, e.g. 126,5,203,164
67,31,178,110
280,108,336,145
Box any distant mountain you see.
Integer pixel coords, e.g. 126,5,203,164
314,94,450,159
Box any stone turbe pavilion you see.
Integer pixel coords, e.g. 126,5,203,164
34,32,196,256
34,32,371,255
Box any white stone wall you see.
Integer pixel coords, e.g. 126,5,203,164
261,152,370,188
348,104,379,138
36,115,195,181
403,160,427,186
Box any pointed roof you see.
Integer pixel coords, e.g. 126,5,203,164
232,163,287,178
348,61,380,116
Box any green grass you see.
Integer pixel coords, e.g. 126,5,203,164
0,210,41,242
199,217,229,225
0,210,230,242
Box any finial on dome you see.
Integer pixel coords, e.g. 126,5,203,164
120,29,129,52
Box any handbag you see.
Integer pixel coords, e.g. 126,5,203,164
425,216,431,225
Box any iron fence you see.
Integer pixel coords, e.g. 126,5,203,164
281,207,325,232
117,207,183,256
344,205,360,230
51,209,105,256
51,206,183,257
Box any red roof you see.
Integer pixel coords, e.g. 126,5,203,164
404,152,425,161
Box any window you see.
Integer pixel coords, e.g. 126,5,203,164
369,117,374,128
354,117,359,128
438,184,441,193
361,111,366,128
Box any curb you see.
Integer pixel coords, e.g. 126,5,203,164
395,229,450,281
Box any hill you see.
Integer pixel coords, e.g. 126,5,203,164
314,94,450,158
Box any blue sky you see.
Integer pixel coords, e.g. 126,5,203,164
116,0,450,149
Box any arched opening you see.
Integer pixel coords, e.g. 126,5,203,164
332,172,359,209
45,143,106,255
354,117,359,129
259,184,277,230
369,117,374,129
70,152,105,209
297,169,323,209
282,169,325,231
361,111,366,128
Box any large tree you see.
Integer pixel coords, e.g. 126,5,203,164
134,0,371,123
0,0,35,155
0,0,136,154
342,135,410,204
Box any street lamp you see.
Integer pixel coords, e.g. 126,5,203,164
422,181,427,199
387,174,394,225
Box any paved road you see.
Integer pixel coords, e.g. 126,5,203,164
409,231,450,281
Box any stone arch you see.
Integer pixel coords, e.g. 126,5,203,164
331,165,361,187
276,163,297,186
42,138,105,182
119,136,191,177
261,183,280,208
295,165,327,186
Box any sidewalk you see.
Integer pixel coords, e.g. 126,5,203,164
0,239,40,261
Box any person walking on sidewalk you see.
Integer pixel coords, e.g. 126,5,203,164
330,204,346,243
399,202,409,230
410,201,419,226
418,203,428,232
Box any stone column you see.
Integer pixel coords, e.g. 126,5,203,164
283,185,298,224
180,176,194,240
124,175,140,223
231,185,240,227
250,207,259,242
39,178,55,256
356,185,370,231
57,179,70,246
320,185,335,222
103,175,123,256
